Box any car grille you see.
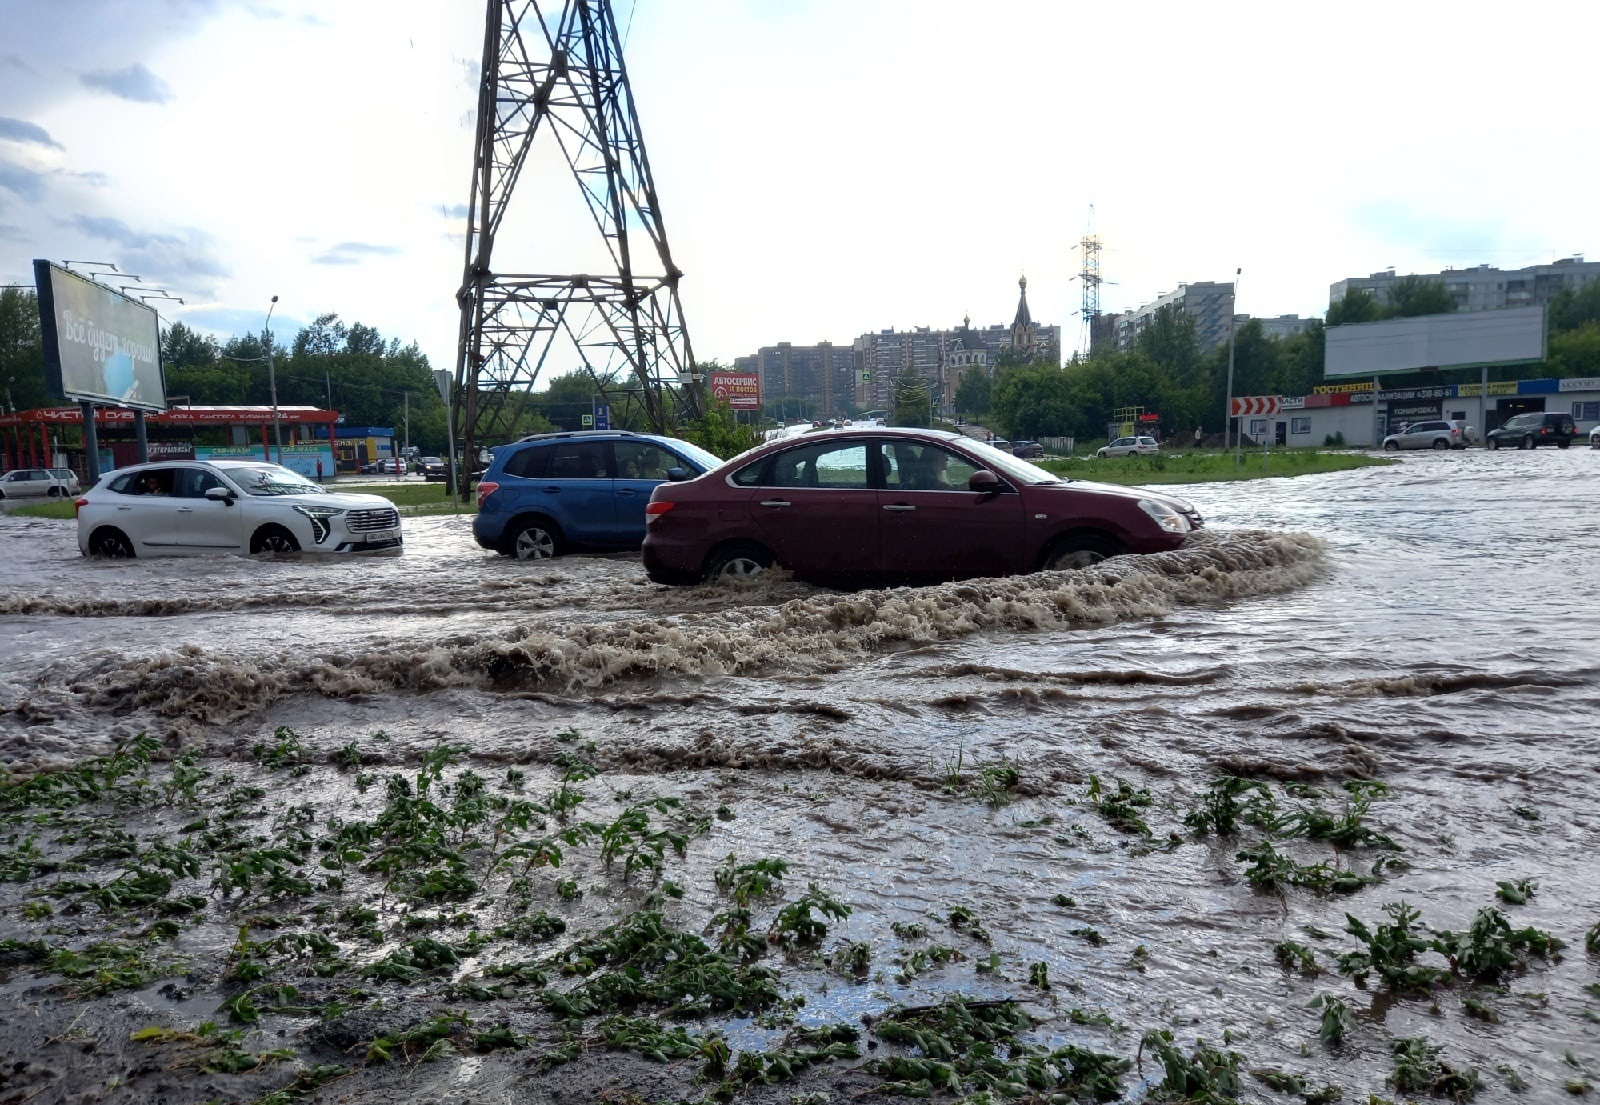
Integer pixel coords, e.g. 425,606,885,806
348,507,400,532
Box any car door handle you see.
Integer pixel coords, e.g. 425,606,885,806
882,504,916,512
616,488,637,497
178,507,195,513
759,499,791,508
540,486,561,493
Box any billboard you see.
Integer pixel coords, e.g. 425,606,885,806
1325,306,1545,378
708,371,761,410
33,259,167,411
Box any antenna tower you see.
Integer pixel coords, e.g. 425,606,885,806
1076,205,1103,357
454,0,704,479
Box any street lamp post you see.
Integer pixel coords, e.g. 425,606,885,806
265,295,282,463
1223,268,1240,459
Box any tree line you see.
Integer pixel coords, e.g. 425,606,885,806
957,278,1600,442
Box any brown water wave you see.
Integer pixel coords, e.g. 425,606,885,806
2,530,1324,772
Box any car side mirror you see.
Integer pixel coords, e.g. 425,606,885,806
665,467,689,482
968,469,1001,494
205,486,235,504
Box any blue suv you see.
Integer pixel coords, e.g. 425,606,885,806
473,430,722,559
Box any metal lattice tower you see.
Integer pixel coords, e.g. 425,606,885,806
453,0,703,474
1077,226,1103,356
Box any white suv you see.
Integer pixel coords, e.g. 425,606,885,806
1097,436,1160,458
76,460,402,558
0,467,82,499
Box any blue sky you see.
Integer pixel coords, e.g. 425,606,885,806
2,0,1596,375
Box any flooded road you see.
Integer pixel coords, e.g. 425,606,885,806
2,447,1597,1102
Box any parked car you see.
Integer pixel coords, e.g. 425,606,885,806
76,460,402,558
1381,419,1468,451
1485,412,1577,450
417,456,448,481
0,467,81,499
1011,441,1045,459
472,430,721,560
1448,419,1479,445
642,427,1203,585
359,458,407,474
1591,424,1600,448
1097,436,1160,458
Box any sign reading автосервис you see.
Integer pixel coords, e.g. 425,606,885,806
708,371,761,410
33,260,167,411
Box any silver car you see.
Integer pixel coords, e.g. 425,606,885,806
1381,420,1467,451
76,459,402,558
1097,435,1160,458
0,467,82,499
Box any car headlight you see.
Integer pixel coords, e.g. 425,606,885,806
293,504,347,544
1137,498,1190,534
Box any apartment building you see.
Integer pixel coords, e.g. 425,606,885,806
1114,281,1235,352
1330,257,1600,312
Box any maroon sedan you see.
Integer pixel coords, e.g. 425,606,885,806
642,428,1203,585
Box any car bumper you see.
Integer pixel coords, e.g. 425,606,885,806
642,536,705,585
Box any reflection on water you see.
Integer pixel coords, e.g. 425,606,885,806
2,446,1598,1097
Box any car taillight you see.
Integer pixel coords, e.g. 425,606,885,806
74,496,87,518
476,480,499,507
645,501,675,523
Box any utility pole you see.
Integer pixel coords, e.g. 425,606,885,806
403,391,410,466
1224,269,1240,460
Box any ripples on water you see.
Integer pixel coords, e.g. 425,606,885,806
2,447,1598,1097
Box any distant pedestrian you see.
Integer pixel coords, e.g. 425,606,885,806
316,458,324,482
1194,426,1203,448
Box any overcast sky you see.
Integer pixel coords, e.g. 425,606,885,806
3,0,1596,377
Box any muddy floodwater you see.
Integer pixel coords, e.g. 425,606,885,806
1,448,1598,1104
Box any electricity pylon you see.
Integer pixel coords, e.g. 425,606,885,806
453,0,704,482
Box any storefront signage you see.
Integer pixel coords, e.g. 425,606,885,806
1376,385,1455,402
1559,377,1600,392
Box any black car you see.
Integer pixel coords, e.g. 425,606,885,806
418,456,448,481
1011,441,1045,459
1486,412,1577,450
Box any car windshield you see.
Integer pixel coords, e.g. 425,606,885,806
953,438,1060,484
227,463,325,496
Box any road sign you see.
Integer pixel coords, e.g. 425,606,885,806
581,413,593,427
595,404,609,430
432,369,452,405
1231,395,1282,416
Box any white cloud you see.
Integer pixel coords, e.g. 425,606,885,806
0,0,1596,376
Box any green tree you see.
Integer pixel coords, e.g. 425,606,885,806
990,363,1074,439
1385,276,1455,318
0,287,51,412
1134,304,1204,387
1548,283,1600,334
678,396,761,458
891,365,933,427
1548,321,1600,377
1325,289,1384,327
953,365,991,417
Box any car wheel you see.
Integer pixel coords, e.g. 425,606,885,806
509,519,562,560
704,542,773,583
1487,437,1500,451
1557,439,1570,449
1520,435,1534,450
1384,441,1399,451
1431,439,1449,450
87,527,135,558
251,525,301,554
46,486,62,497
1042,533,1125,571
